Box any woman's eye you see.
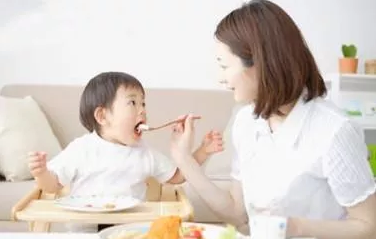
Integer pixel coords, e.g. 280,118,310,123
129,100,136,105
220,65,228,70
142,102,146,107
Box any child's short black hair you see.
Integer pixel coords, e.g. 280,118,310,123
79,71,145,133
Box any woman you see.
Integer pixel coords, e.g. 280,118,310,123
170,1,376,239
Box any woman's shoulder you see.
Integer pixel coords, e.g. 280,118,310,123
307,97,363,140
310,98,350,126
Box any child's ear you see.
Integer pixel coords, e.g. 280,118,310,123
94,106,108,126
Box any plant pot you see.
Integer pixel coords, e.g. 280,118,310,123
365,59,376,75
339,58,358,74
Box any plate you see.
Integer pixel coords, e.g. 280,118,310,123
98,221,246,239
55,195,141,213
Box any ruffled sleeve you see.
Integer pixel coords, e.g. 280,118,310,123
322,121,376,207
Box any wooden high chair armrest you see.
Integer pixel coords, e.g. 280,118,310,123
11,184,65,221
11,186,42,221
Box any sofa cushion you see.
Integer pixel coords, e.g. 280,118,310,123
0,180,36,220
0,96,62,181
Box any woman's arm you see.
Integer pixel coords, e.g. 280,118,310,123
289,121,376,239
168,148,215,184
170,115,248,231
289,194,376,239
174,154,249,233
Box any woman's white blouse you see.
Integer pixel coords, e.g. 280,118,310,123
231,95,376,220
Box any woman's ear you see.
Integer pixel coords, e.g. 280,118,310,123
94,106,108,127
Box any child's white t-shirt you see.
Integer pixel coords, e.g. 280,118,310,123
47,131,177,200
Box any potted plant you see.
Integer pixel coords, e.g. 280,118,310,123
339,44,358,74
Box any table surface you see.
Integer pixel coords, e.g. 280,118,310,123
16,199,190,224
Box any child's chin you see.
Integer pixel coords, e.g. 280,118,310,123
132,132,143,141
118,135,141,146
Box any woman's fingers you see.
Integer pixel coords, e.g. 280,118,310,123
184,114,197,133
172,122,183,132
172,114,199,141
176,123,184,133
177,114,188,122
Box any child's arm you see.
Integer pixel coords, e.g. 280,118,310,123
35,171,62,193
192,147,208,165
167,130,224,184
166,169,185,184
28,152,63,193
193,130,224,164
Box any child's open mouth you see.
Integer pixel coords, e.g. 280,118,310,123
134,121,145,137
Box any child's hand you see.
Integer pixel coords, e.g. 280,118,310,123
200,130,224,156
28,151,48,178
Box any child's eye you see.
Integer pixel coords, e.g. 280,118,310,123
142,102,146,107
220,65,228,70
129,100,136,106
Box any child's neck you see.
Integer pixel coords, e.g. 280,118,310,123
95,130,129,147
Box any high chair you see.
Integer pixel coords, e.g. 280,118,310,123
11,178,194,232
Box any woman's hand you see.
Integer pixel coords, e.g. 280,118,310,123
286,217,301,238
170,114,198,160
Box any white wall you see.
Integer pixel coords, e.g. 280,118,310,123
1,0,376,89
271,0,376,76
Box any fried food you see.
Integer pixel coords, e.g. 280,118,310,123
147,216,182,239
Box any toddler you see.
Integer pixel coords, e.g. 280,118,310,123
28,72,223,232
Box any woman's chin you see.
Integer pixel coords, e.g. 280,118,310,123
234,93,254,105
234,95,248,104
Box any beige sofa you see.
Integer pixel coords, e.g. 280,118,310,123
0,84,236,232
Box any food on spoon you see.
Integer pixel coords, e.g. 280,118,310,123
137,123,149,132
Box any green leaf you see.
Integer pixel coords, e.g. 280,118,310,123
219,225,237,239
341,44,357,58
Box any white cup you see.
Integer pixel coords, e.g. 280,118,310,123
249,214,287,239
